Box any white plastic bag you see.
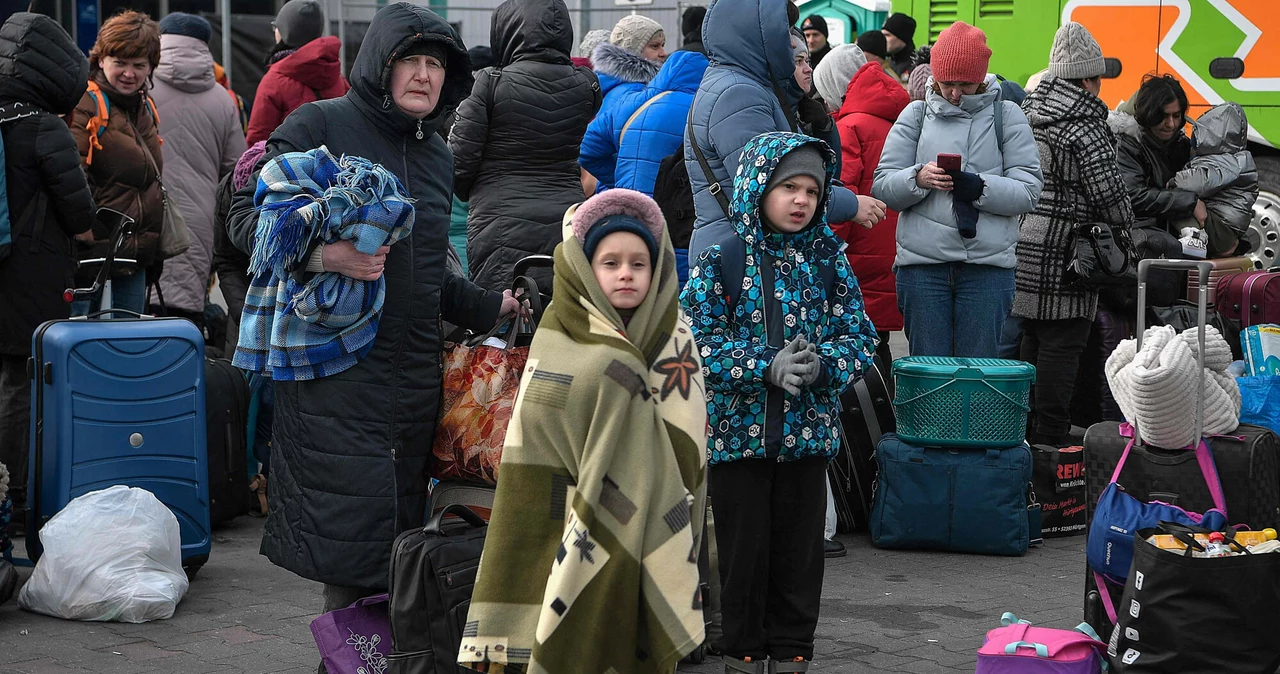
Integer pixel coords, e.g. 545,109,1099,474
18,485,189,622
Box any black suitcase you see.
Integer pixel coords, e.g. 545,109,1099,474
205,357,251,525
829,356,894,533
387,504,486,674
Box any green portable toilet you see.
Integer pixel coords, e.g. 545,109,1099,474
795,0,891,45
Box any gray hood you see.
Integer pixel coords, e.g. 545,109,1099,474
1193,101,1248,156
155,34,216,94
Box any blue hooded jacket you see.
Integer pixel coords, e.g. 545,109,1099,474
681,133,877,465
614,50,709,196
684,0,860,262
579,42,659,190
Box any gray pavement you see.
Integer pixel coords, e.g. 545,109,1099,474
0,516,1085,673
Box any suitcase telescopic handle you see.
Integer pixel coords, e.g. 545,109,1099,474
1135,259,1214,447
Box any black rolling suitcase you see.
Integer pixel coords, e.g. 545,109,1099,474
1082,260,1280,637
828,356,894,533
205,357,251,525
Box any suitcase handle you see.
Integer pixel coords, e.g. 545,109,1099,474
1135,259,1214,448
83,309,146,320
424,504,486,535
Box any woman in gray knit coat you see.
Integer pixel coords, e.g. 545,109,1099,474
1012,23,1133,446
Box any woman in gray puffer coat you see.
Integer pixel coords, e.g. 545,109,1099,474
450,0,601,295
1012,24,1133,447
150,14,246,324
872,21,1042,358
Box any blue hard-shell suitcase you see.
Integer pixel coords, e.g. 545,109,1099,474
27,316,212,572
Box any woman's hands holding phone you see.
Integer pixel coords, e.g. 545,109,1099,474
916,162,953,191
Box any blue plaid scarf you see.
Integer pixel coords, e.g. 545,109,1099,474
232,146,414,381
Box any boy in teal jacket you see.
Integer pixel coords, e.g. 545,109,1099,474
681,132,877,673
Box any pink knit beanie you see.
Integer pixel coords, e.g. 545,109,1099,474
930,22,990,84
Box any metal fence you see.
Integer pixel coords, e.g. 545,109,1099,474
333,0,709,74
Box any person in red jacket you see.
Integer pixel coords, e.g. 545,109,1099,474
829,60,910,366
245,0,349,145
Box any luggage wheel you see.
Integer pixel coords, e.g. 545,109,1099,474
185,563,203,581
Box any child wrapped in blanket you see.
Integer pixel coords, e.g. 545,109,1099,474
1169,102,1259,258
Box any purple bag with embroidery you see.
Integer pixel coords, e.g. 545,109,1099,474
310,593,390,674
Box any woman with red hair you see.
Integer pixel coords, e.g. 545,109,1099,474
68,9,164,316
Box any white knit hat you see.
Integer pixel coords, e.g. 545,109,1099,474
579,29,610,59
813,44,868,112
1048,22,1105,80
1105,325,1241,449
610,15,664,55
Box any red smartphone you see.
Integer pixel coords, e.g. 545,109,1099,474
937,153,962,172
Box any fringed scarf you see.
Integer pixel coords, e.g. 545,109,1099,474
459,207,709,673
232,146,414,381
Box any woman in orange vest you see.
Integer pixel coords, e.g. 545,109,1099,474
67,9,165,316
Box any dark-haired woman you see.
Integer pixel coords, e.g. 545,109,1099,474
1106,74,1197,310
1109,74,1203,233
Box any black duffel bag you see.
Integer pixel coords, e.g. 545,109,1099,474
1109,522,1280,673
1150,300,1245,361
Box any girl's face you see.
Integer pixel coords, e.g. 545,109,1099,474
762,174,821,234
390,54,446,119
591,232,652,311
938,81,981,106
99,56,151,95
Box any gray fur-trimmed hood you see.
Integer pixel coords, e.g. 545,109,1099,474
1108,109,1143,142
592,42,659,87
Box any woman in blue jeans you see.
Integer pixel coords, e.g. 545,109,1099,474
872,22,1042,357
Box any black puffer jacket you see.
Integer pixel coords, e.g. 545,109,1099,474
226,2,502,589
450,0,601,294
0,13,95,356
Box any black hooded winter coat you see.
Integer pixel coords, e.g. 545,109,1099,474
0,13,95,356
449,0,601,295
226,2,502,589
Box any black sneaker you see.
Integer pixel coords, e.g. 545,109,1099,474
824,538,846,558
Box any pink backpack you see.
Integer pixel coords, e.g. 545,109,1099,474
976,613,1107,673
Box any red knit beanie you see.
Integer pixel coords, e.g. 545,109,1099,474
930,22,991,84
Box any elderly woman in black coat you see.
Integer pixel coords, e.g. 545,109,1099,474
226,2,520,630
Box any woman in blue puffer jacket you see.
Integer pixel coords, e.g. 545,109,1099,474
872,22,1042,359
684,0,881,263
578,15,665,191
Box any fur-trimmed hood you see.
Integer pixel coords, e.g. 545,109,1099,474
568,187,667,245
1108,109,1143,142
592,42,659,93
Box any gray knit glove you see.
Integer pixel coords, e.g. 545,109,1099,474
798,343,821,386
767,335,818,395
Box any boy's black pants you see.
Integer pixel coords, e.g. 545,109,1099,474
708,455,827,662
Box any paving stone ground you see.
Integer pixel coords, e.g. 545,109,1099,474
0,516,1084,674
0,334,1084,673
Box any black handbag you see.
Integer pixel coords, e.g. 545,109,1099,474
1065,222,1136,288
1108,522,1280,673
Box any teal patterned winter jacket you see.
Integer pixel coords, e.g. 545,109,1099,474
680,132,878,465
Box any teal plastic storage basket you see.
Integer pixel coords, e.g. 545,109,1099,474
892,357,1035,448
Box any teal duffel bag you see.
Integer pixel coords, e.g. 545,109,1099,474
871,433,1033,556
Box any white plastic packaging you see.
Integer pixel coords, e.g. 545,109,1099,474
18,485,189,622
